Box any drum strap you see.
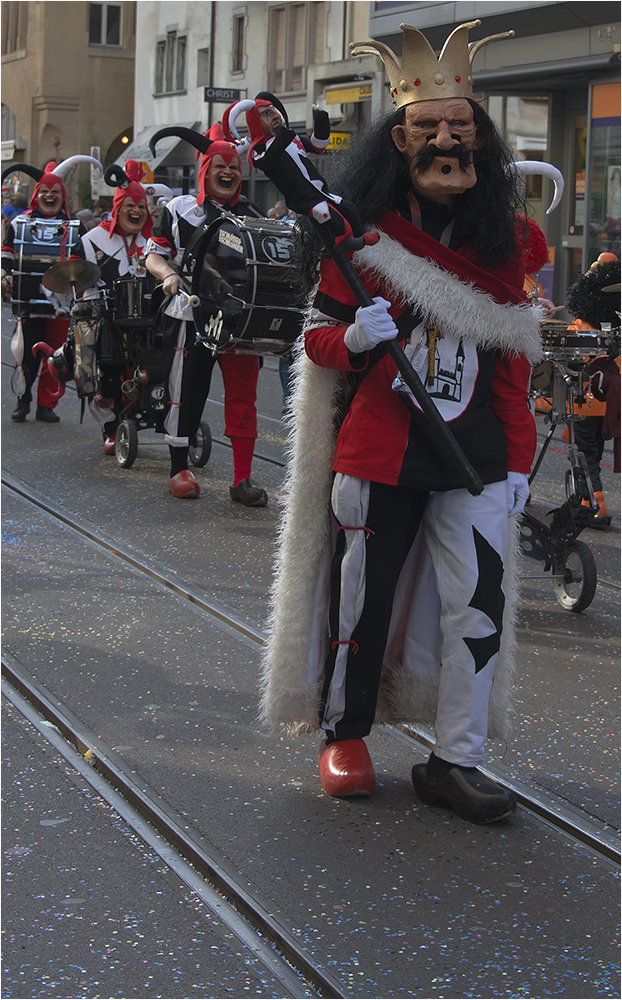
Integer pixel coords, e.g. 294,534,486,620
180,223,208,278
59,220,79,261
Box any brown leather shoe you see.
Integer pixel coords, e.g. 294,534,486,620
318,739,376,798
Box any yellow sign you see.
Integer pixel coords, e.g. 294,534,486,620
327,132,351,151
326,84,372,105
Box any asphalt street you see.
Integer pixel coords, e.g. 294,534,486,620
2,300,620,999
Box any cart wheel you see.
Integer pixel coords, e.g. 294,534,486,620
115,419,138,469
189,421,212,468
552,540,597,613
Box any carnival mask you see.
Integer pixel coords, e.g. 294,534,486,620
36,182,64,216
117,195,149,235
205,153,242,202
258,105,284,139
391,99,481,203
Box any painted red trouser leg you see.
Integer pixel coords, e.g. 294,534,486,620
37,317,70,408
219,352,260,439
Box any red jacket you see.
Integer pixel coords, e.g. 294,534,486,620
305,211,538,489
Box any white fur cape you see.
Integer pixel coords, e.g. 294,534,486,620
260,232,543,737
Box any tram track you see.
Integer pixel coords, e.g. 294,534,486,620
3,469,620,872
1,652,345,999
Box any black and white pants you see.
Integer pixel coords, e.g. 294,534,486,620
321,474,509,767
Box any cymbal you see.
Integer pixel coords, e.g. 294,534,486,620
601,282,621,293
42,259,101,294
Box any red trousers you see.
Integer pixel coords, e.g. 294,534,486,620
21,316,69,408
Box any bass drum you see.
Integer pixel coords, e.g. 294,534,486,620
11,215,82,318
190,216,305,355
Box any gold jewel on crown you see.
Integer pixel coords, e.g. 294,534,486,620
350,20,514,108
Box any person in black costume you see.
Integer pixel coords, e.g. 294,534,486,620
223,93,379,253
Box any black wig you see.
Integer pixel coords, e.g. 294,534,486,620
294,100,528,293
566,261,621,329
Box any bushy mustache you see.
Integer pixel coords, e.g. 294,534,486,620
411,144,472,176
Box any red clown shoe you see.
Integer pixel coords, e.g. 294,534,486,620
168,470,200,499
318,738,376,798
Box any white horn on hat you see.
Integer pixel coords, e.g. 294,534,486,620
53,155,102,179
508,161,564,214
223,99,256,145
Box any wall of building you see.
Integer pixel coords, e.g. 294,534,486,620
2,1,136,202
133,1,370,205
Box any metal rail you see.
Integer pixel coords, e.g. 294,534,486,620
2,472,620,871
1,652,347,1000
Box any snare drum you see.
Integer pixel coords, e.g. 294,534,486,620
540,325,609,360
190,217,305,354
113,276,154,327
11,215,81,317
71,297,128,396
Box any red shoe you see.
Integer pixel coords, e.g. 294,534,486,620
168,470,200,499
103,437,116,455
318,738,375,798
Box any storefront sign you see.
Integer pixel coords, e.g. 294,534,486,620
204,87,242,104
326,84,372,105
327,132,351,151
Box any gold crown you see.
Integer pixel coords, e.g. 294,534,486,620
350,20,514,108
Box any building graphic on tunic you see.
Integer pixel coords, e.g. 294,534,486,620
428,338,466,403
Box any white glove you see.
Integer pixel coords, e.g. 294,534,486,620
506,471,530,516
343,297,398,354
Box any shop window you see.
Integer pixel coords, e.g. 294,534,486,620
587,82,621,261
232,10,246,74
154,164,195,197
570,115,587,237
1,1,27,55
484,94,549,226
197,47,210,87
88,3,122,47
155,30,187,95
267,2,326,94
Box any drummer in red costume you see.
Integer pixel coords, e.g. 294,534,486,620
261,21,545,824
144,124,267,505
73,160,153,453
1,155,99,422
